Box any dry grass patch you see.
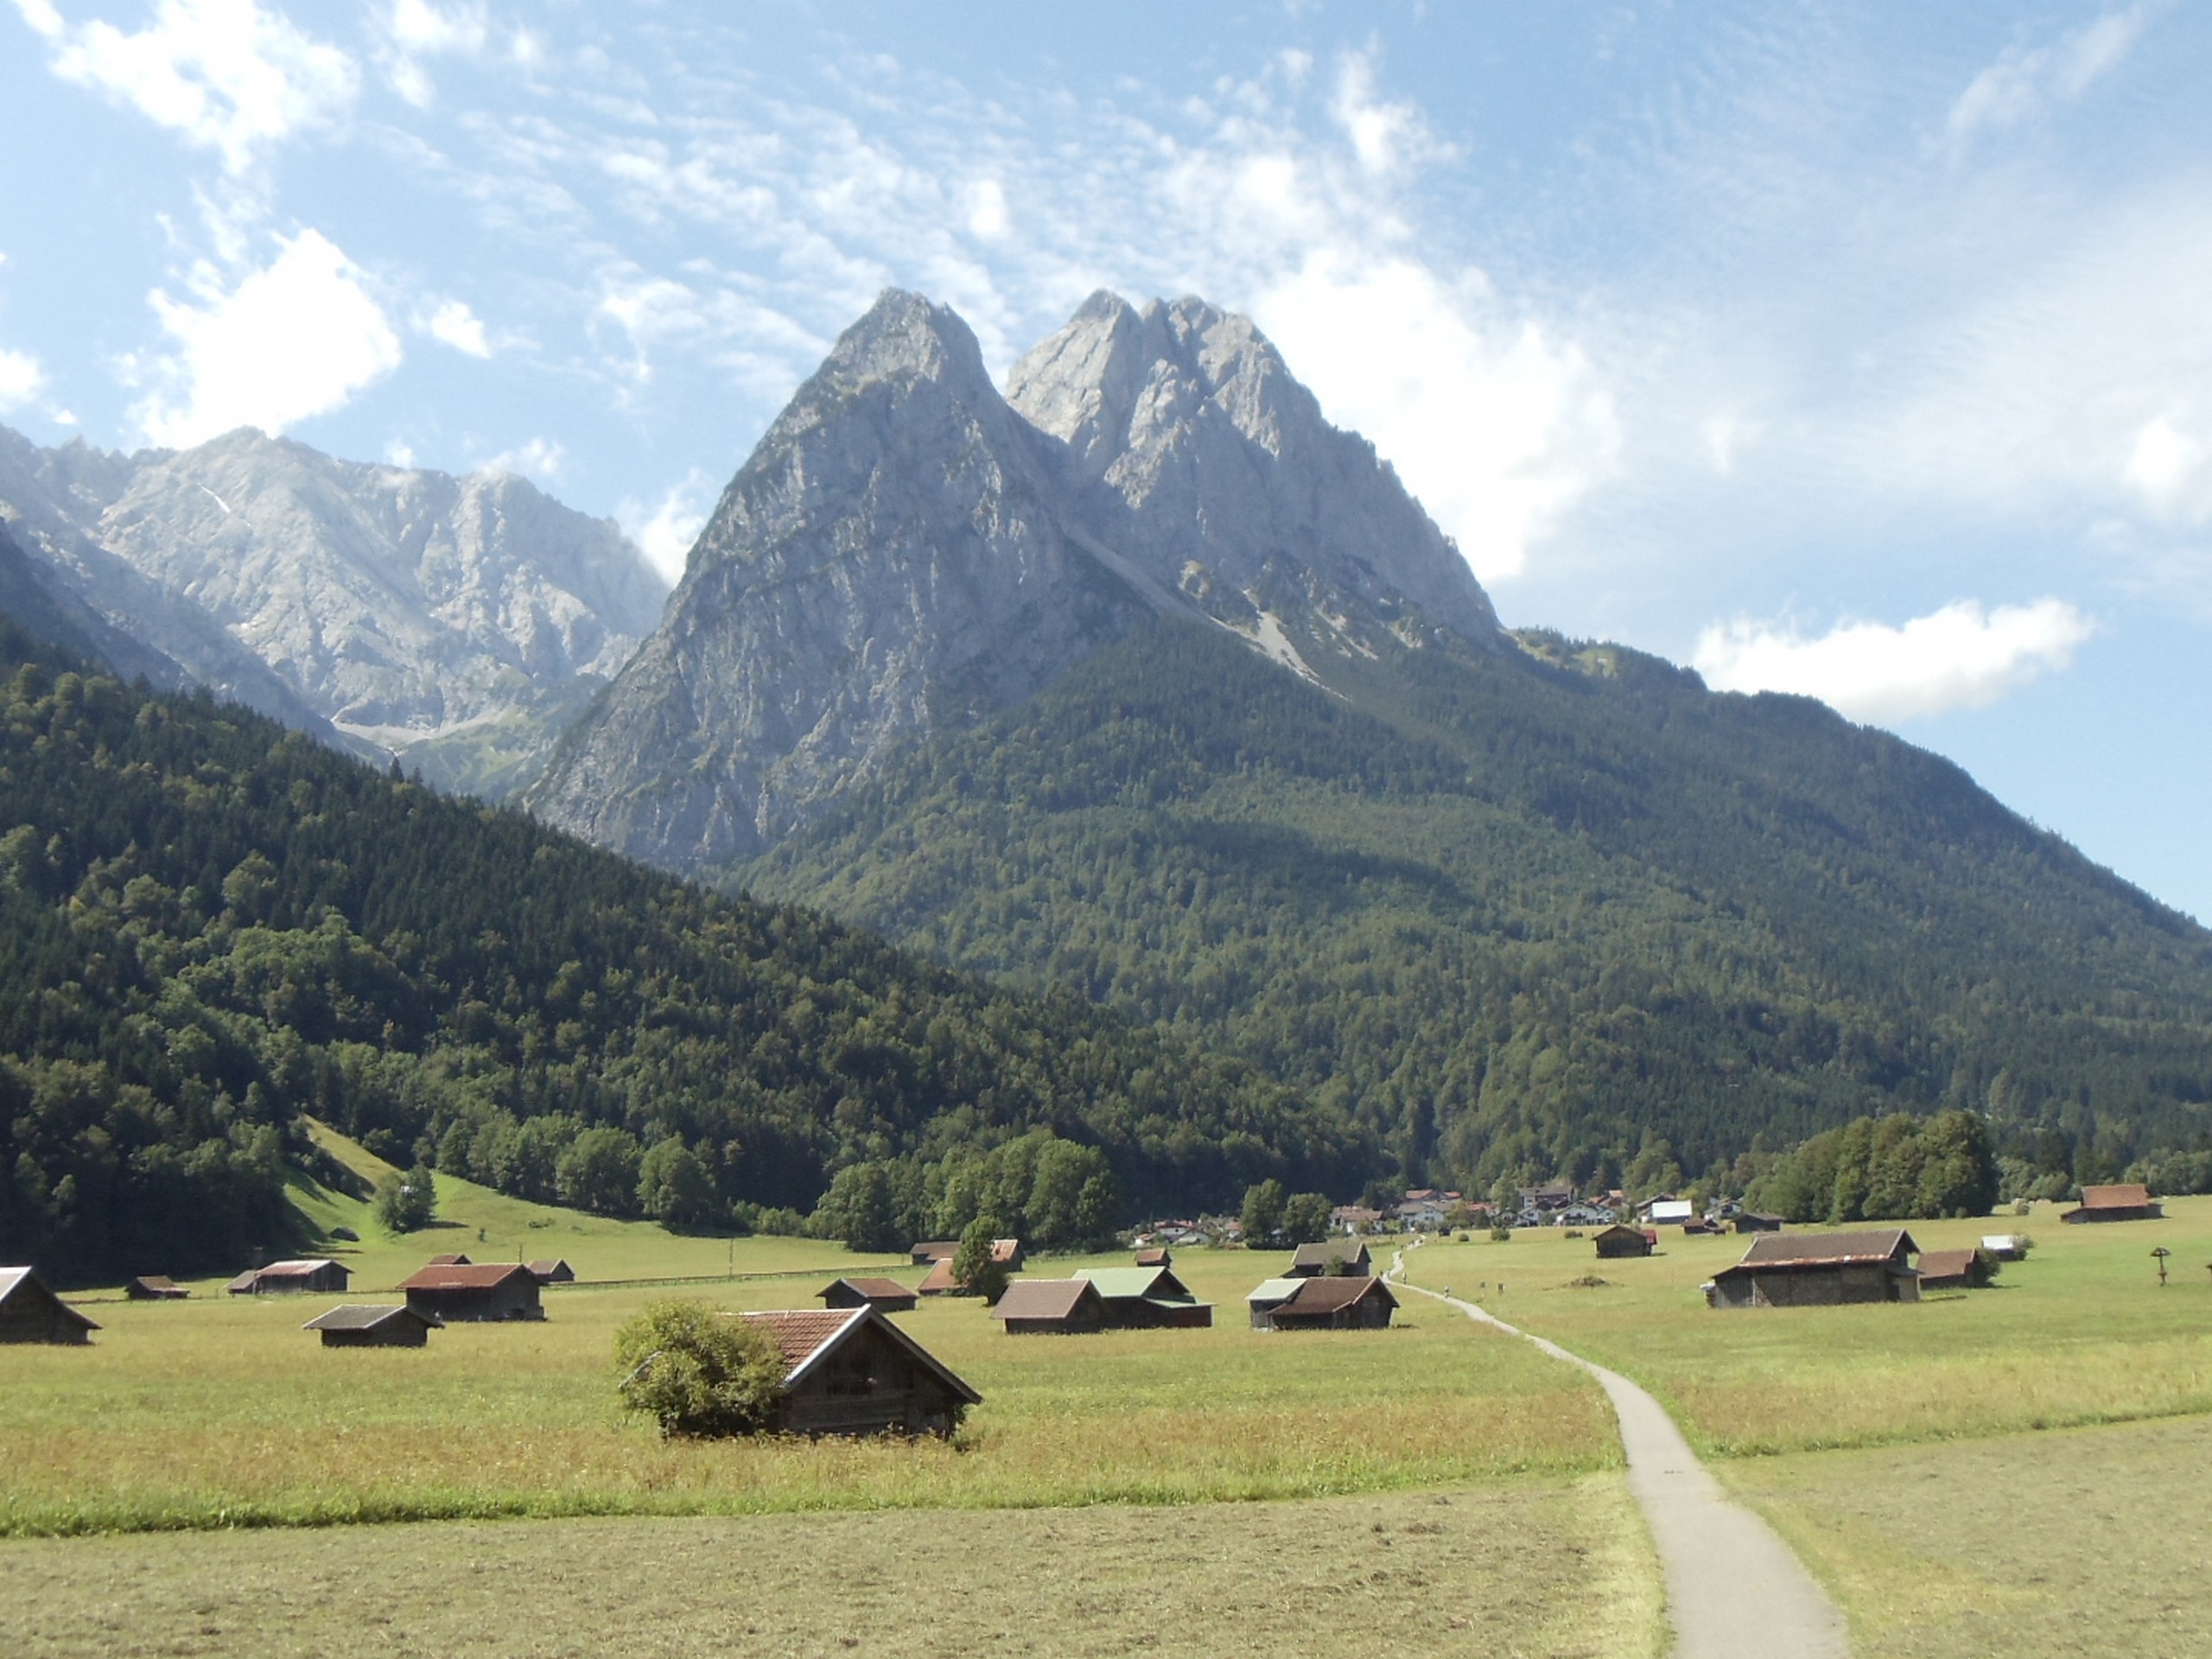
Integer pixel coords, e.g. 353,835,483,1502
0,1473,1660,1659
1718,1413,2212,1656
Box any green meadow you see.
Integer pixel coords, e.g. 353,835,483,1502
0,1128,1612,1539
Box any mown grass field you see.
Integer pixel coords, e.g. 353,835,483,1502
1395,1196,2212,1456
1,1475,1662,1659
0,1131,1615,1538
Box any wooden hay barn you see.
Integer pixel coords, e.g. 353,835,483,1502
1732,1212,1784,1234
910,1240,959,1265
1914,1248,1994,1290
915,1256,961,1296
1288,1240,1372,1277
1260,1274,1399,1331
400,1262,543,1322
1707,1230,1921,1309
0,1267,99,1344
229,1259,351,1295
526,1258,575,1284
1246,1276,1305,1330
1072,1265,1214,1328
425,1253,473,1267
123,1275,189,1300
742,1306,980,1435
818,1277,919,1313
1133,1247,1173,1268
2061,1183,2162,1224
302,1304,443,1348
989,1278,1109,1334
1593,1224,1655,1259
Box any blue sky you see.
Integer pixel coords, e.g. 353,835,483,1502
3,2,2209,920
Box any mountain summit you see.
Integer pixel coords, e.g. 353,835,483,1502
530,289,1502,869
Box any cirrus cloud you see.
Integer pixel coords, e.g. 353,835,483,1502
1694,598,2095,723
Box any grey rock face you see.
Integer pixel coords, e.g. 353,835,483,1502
0,423,665,767
532,287,1505,874
526,291,1155,868
1006,291,1501,658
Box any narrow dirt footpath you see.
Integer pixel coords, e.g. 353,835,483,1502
1391,1257,1849,1658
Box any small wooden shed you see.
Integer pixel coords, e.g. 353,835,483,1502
1246,1276,1306,1330
1732,1212,1784,1234
400,1262,543,1322
1133,1247,1173,1268
0,1267,99,1344
743,1306,981,1435
990,1278,1109,1335
910,1240,960,1265
1913,1248,1994,1290
302,1304,443,1348
2061,1184,2162,1224
229,1259,352,1295
1707,1230,1921,1309
1592,1224,1655,1259
1288,1240,1373,1278
1072,1266,1214,1328
1262,1274,1400,1331
526,1258,576,1284
425,1253,473,1267
818,1276,920,1313
123,1275,190,1300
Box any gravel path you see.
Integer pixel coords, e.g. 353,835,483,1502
1392,1259,1850,1658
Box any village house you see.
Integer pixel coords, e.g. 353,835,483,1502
1707,1230,1922,1309
228,1259,351,1295
1258,1274,1400,1331
302,1304,443,1348
1329,1205,1383,1235
817,1277,920,1313
0,1267,99,1344
1287,1239,1373,1277
989,1278,1109,1335
1640,1198,1694,1226
123,1274,189,1300
2061,1183,2163,1224
1072,1265,1213,1328
1913,1248,1995,1290
743,1306,981,1434
1593,1224,1656,1259
400,1262,543,1322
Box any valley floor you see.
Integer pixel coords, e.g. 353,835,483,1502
0,1476,1657,1659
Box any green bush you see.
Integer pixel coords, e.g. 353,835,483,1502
613,1300,787,1439
372,1164,438,1233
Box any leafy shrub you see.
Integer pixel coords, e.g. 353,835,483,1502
372,1163,438,1232
950,1215,1010,1305
613,1300,787,1439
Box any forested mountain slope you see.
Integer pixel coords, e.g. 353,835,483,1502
0,616,1355,1281
736,617,2212,1196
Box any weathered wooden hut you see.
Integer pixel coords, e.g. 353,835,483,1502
425,1253,473,1267
818,1276,920,1313
1288,1240,1373,1278
1072,1266,1214,1328
743,1306,980,1434
910,1240,960,1265
1133,1247,1173,1268
915,1256,961,1296
123,1275,190,1300
229,1259,351,1295
1732,1212,1784,1234
1706,1230,1921,1309
1262,1274,1400,1331
1913,1248,1994,1290
399,1262,543,1321
526,1258,575,1284
989,1278,1109,1335
1245,1276,1305,1330
0,1267,99,1344
302,1304,444,1348
1592,1224,1655,1259
2061,1184,2162,1224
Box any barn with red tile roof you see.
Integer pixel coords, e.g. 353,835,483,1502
741,1306,980,1435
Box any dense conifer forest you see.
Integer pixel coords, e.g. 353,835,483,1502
739,618,2212,1201
0,616,1361,1279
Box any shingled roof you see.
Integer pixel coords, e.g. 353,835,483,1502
741,1306,982,1404
1732,1230,1918,1268
1278,1274,1399,1316
302,1304,444,1333
989,1279,1104,1322
398,1262,537,1290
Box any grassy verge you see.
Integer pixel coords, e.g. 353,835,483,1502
1395,1195,2212,1456
1717,1413,2212,1656
0,1473,1661,1659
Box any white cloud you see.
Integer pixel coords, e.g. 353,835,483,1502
1947,4,2163,144
133,228,402,446
1694,599,2095,723
0,346,48,413
376,0,487,107
2122,410,2212,525
476,435,564,481
1255,256,1617,582
22,0,358,176
424,297,490,357
619,468,715,584
384,435,416,467
964,179,1010,243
